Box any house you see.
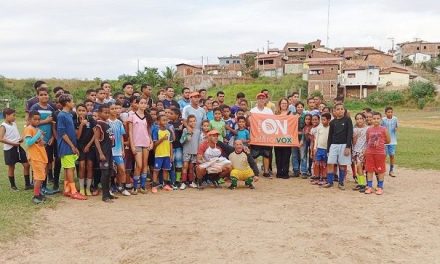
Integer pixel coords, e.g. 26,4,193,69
339,66,380,99
218,55,242,66
256,53,286,77
378,67,410,89
284,61,304,74
304,57,343,100
283,39,323,61
309,47,339,59
396,40,440,62
176,63,203,77
336,47,384,60
342,51,393,70
408,53,432,64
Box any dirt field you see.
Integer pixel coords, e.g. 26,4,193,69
1,168,439,264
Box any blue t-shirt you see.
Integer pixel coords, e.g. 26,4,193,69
236,128,250,141
224,118,236,141
56,111,77,157
178,99,190,110
108,119,126,156
381,116,398,145
206,111,214,121
30,103,56,143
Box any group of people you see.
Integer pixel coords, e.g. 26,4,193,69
0,80,398,204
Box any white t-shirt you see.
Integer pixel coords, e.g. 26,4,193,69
250,107,273,115
1,122,21,150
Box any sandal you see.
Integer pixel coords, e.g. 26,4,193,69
70,192,87,200
375,188,384,195
364,187,373,194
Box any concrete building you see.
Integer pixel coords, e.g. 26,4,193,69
378,67,410,89
283,39,323,61
339,66,380,99
218,55,242,66
304,57,343,100
408,53,432,64
396,40,440,62
256,53,286,77
284,61,304,74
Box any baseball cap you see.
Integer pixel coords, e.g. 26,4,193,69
256,92,267,99
207,129,220,136
189,91,200,98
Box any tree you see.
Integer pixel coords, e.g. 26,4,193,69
401,58,413,66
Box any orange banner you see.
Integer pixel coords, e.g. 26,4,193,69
249,113,299,147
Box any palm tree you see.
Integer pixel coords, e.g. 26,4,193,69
162,67,177,85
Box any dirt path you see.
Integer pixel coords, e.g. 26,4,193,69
1,168,439,264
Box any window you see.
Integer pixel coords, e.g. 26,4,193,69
438,46,440,49
309,69,323,75
417,47,420,50
424,46,427,49
348,73,356,78
226,60,229,64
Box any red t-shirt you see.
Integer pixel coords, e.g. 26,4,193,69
365,126,387,155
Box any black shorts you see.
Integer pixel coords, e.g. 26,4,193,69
250,145,272,159
78,146,97,162
4,146,28,166
45,144,54,163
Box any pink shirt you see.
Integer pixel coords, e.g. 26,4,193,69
366,126,387,155
128,112,151,147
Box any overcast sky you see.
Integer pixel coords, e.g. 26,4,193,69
1,0,439,79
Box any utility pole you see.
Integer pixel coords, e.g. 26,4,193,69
388,37,395,53
137,59,140,72
326,0,331,47
267,40,273,54
201,56,204,74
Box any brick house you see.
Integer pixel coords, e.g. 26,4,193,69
336,47,384,60
283,39,323,61
256,53,287,77
396,40,440,62
304,57,343,100
176,63,203,77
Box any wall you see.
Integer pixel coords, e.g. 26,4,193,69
340,68,379,86
285,63,303,74
182,75,253,90
378,72,410,88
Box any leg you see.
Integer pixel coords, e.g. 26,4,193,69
140,149,149,191
133,150,143,190
22,162,31,188
365,172,374,194
274,147,282,177
86,160,94,195
100,169,111,201
78,160,86,194
7,165,17,190
338,165,347,190
323,163,335,188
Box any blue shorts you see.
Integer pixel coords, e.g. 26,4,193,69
386,145,396,156
154,157,171,171
173,148,183,168
315,148,328,162
112,156,124,166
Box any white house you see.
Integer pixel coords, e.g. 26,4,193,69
408,53,432,64
339,66,380,99
379,67,410,89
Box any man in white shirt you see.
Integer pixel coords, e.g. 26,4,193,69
250,93,273,115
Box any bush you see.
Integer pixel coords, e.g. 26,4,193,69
309,90,323,99
366,91,405,106
417,98,426,109
409,81,436,100
250,69,260,79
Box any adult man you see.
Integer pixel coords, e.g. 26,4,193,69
182,92,207,129
198,89,207,100
288,92,299,113
101,81,115,104
162,87,180,109
178,87,191,110
122,82,134,101
249,92,273,178
261,89,276,112
216,91,225,106
313,95,323,110
231,92,245,115
140,84,154,108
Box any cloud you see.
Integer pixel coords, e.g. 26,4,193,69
0,0,439,79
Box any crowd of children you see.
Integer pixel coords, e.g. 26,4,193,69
0,80,399,204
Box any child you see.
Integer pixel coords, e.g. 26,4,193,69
168,108,183,189
24,111,48,203
128,98,153,194
381,106,398,177
205,99,214,121
0,108,32,191
94,105,116,202
352,113,368,192
299,114,312,179
209,107,226,142
75,104,96,196
200,119,210,143
312,113,331,185
84,99,95,116
323,103,353,190
309,115,320,180
109,104,130,196
235,116,250,146
228,140,257,190
94,88,106,111
365,112,390,195
222,105,236,144
151,115,174,193
180,115,200,189
57,94,87,200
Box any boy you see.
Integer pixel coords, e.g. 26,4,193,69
209,107,226,142
24,111,48,204
57,94,87,200
180,115,200,189
108,104,130,196
84,99,95,115
312,113,331,185
0,108,32,191
228,140,257,190
168,108,183,189
323,103,353,190
94,105,116,202
235,116,250,146
365,112,390,195
151,115,174,193
381,106,398,177
94,88,107,111
221,105,236,144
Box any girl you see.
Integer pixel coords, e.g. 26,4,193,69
205,99,214,121
352,113,368,192
75,104,95,196
309,115,321,183
156,101,164,112
300,114,313,179
128,98,153,194
274,98,292,179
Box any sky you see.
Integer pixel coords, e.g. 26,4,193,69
1,0,439,79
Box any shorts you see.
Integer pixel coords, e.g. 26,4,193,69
173,148,183,168
4,146,28,166
30,160,47,181
154,157,171,171
315,148,328,162
135,146,149,153
386,145,396,156
61,154,78,169
183,153,197,163
327,144,352,165
230,168,254,181
352,150,365,163
365,153,386,173
250,145,272,159
148,150,155,166
45,144,54,163
78,146,96,161
112,155,124,166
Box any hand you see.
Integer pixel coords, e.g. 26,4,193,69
45,116,53,123
253,176,259,182
84,145,90,153
80,119,88,126
38,140,45,146
243,146,250,154
47,137,55,146
19,138,24,144
131,146,137,155
149,142,154,150
344,147,350,156
99,154,106,161
72,146,79,155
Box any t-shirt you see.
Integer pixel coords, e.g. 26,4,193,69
381,116,398,145
327,116,353,149
315,125,329,150
182,105,207,129
56,111,77,157
206,111,214,121
178,98,190,110
228,151,251,171
30,103,56,143
24,126,48,163
181,128,200,155
250,107,273,115
96,120,114,162
353,126,368,153
74,116,96,150
236,129,250,142
197,141,223,162
1,122,21,150
366,126,387,155
108,118,126,156
93,101,106,111
230,104,241,115
171,120,184,149
224,118,236,141
209,119,226,141
152,128,172,157
128,112,151,147
161,99,179,109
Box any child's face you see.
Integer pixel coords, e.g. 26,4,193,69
156,102,164,111
116,94,125,103
305,116,311,125
168,111,177,121
159,116,168,127
296,104,304,114
138,99,147,111
115,105,122,115
87,92,96,101
366,113,373,125
214,110,222,121
307,100,315,109
5,113,16,122
77,106,87,117
65,100,74,110
386,109,393,118
150,111,157,121
212,102,219,108
188,118,196,128
202,122,210,132
238,119,246,129
38,91,49,104
319,103,326,111
372,114,381,126
236,110,244,117
355,115,365,126
85,102,94,112
92,112,98,120
321,117,329,126
30,114,41,127
206,100,213,110
234,140,244,153
222,108,231,119
110,105,118,116
99,108,110,120
97,90,106,100
334,105,345,118
239,101,248,110
312,116,319,127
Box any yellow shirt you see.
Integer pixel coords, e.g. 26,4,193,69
23,126,48,163
154,128,171,157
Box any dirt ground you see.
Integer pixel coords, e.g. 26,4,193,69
1,168,439,264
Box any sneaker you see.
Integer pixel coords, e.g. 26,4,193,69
139,188,147,194
151,187,158,193
248,183,255,189
172,184,178,190
318,180,326,185
130,189,138,195
301,174,308,179
389,172,396,177
51,187,60,194
24,184,34,190
322,183,333,188
217,178,225,185
364,187,373,194
352,185,362,191
80,189,86,196
212,181,222,188
262,173,271,178
338,183,345,190
358,186,366,193
41,187,57,196
334,175,339,182
102,197,114,203
109,194,119,199
121,189,131,196
109,190,114,196
11,186,19,192
163,185,173,191
32,195,44,204
228,184,236,190
189,182,198,188
292,171,300,178
180,183,187,190
375,187,384,195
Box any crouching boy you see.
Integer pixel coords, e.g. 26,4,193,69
228,140,258,189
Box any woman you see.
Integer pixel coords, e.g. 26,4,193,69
274,98,293,179
291,102,306,177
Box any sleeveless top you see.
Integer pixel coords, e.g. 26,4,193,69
1,122,21,150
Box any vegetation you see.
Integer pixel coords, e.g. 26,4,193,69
420,58,440,73
409,81,437,109
401,57,413,66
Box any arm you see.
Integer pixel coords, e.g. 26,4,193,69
0,126,20,146
327,122,334,152
345,118,354,149
385,130,391,145
94,126,105,161
128,121,136,154
62,134,79,155
25,130,42,146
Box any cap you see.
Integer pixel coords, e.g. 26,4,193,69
207,129,220,136
256,92,267,99
189,91,200,98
